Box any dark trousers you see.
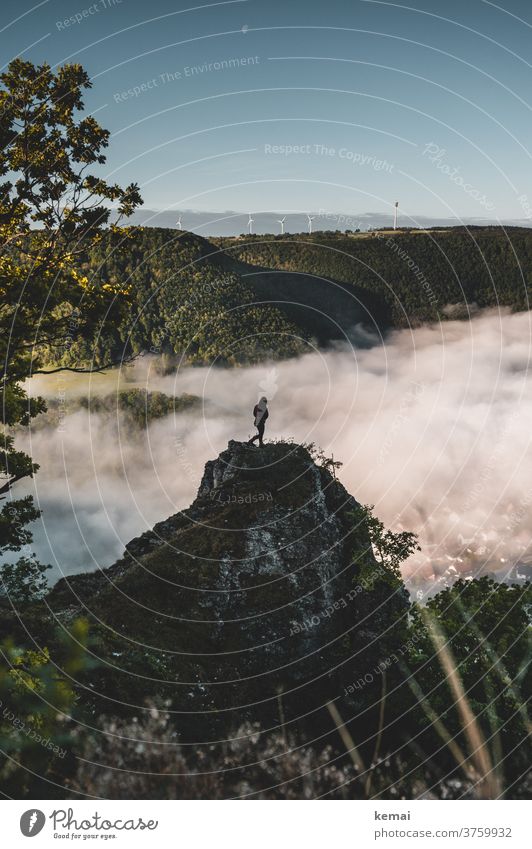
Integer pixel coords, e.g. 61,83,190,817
249,420,265,446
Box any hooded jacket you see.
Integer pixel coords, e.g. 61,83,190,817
253,397,269,427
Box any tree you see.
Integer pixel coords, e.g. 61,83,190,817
349,503,420,580
404,578,531,795
0,59,142,558
0,556,50,606
0,619,92,797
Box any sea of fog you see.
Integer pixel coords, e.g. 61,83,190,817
16,307,532,593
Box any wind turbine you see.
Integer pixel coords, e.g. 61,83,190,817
277,215,286,234
307,214,315,234
393,201,399,230
176,216,183,231
247,213,254,235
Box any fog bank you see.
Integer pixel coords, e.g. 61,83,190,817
21,308,532,591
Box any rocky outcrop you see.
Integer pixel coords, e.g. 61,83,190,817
49,441,408,739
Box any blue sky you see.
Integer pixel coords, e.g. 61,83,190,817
3,0,532,224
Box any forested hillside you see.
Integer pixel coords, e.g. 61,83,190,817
47,228,308,368
217,226,532,327
44,225,532,369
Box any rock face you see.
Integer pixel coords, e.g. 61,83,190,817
49,441,407,738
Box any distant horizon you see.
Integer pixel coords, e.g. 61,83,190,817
121,206,532,236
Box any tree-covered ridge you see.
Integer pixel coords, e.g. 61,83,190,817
40,227,532,366
45,228,308,367
56,224,532,371
216,227,532,327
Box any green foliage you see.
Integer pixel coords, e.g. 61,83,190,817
0,496,40,554
44,229,308,368
0,59,141,239
408,578,531,715
0,619,92,797
303,441,344,475
349,503,420,580
77,389,200,428
0,58,141,555
0,557,51,606
25,389,201,433
403,578,531,793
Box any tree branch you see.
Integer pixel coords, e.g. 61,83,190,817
32,353,140,375
0,471,28,496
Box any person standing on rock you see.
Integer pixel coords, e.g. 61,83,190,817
248,396,268,447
